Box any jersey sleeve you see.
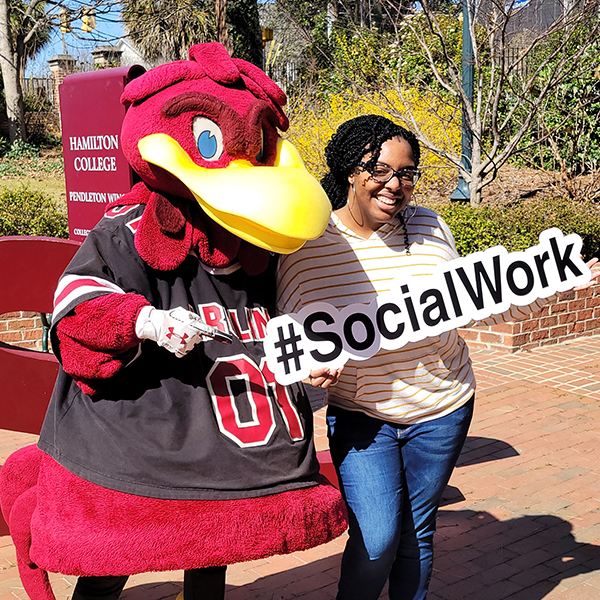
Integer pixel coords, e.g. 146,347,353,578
52,213,150,323
51,210,154,394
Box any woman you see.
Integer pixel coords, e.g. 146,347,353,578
276,114,571,600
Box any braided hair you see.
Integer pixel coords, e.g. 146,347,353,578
321,115,420,252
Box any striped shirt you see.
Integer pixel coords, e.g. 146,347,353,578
276,208,474,424
277,209,547,424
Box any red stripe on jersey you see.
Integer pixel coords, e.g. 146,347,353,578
105,205,139,219
55,278,116,308
126,216,142,234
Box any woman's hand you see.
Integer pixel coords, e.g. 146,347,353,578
306,367,344,389
574,257,600,291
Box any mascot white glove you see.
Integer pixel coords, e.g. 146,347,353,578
135,306,231,357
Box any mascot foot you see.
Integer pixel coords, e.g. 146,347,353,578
71,575,129,600
182,567,226,600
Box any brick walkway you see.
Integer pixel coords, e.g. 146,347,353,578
2,336,600,599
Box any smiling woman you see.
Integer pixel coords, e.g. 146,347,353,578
276,114,475,600
275,113,560,600
339,137,417,239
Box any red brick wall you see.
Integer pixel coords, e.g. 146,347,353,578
459,278,600,352
0,311,46,350
3,279,600,354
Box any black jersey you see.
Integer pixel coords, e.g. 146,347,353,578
38,204,320,500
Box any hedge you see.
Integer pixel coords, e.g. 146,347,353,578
1,185,598,264
432,196,600,261
0,186,68,238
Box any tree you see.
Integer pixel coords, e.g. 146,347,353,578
121,0,214,62
121,0,263,66
392,0,600,205
226,0,262,65
280,0,600,206
0,0,112,143
378,0,599,205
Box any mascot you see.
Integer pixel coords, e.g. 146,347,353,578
0,43,346,600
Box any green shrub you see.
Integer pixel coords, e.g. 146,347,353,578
0,141,64,176
5,139,39,159
0,186,68,238
433,196,600,261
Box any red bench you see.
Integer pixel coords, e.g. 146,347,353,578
0,235,339,538
0,236,79,535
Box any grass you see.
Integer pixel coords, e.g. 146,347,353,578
0,148,66,208
0,177,66,206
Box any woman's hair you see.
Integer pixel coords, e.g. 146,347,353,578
321,114,420,211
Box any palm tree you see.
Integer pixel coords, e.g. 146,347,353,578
121,0,262,66
121,0,214,62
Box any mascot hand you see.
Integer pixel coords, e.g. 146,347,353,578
136,306,232,356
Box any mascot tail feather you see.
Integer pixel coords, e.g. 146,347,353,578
0,445,56,600
0,444,42,519
11,486,56,600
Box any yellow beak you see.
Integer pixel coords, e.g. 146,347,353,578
138,134,331,254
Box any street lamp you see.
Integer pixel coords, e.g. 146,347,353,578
451,0,474,202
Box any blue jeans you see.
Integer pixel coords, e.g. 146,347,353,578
327,397,474,600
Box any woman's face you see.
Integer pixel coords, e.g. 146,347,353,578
344,136,416,236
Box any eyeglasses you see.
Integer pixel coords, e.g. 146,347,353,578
358,162,421,187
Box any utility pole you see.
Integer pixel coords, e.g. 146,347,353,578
450,0,474,202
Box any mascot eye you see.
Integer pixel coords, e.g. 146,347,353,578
192,117,224,161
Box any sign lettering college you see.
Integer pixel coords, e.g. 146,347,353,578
264,229,591,385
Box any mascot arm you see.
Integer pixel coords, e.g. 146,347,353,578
55,292,150,395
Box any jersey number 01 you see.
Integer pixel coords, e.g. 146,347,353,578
206,354,305,447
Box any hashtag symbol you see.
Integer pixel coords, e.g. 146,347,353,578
274,323,304,375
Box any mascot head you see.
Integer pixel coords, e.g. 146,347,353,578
120,42,330,254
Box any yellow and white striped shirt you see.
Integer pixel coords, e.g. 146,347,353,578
276,208,475,424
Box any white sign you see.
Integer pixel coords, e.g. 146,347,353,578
265,228,590,385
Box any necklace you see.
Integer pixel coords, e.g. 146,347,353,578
347,185,365,230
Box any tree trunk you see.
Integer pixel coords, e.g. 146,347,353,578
327,0,338,39
0,0,25,142
469,178,481,207
215,0,233,55
468,135,482,207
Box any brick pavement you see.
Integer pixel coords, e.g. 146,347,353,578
2,336,600,599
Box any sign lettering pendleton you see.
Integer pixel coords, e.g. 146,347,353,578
265,229,591,385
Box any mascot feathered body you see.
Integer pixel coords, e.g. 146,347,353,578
0,43,346,600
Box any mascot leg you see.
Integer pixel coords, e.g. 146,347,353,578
0,444,43,522
71,568,226,600
71,576,129,600
182,567,227,600
0,445,54,600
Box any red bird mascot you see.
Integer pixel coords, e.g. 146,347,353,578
0,43,346,600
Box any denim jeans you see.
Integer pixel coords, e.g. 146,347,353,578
327,397,474,600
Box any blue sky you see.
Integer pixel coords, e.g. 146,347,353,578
28,4,125,76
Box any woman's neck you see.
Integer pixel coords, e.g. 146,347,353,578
334,205,379,239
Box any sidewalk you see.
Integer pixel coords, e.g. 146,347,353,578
2,336,600,599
